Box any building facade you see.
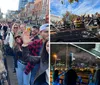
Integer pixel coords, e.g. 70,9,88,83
50,14,62,22
18,0,28,10
0,9,3,19
25,2,34,15
33,0,42,25
24,2,34,23
6,10,20,20
41,0,49,23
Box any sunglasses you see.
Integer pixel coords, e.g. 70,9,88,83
14,27,18,29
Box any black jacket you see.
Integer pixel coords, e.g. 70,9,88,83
63,69,77,85
22,46,48,85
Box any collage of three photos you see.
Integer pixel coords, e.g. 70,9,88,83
0,0,100,85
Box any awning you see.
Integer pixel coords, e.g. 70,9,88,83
71,44,100,59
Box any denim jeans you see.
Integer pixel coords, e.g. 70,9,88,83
16,61,31,85
30,64,39,85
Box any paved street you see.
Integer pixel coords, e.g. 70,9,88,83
6,56,18,85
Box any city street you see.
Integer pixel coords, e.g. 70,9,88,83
6,55,18,85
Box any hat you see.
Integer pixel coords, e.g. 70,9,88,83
32,25,39,30
14,31,22,39
40,23,49,31
15,35,21,40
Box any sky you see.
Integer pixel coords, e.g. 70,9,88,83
50,0,100,17
0,0,19,14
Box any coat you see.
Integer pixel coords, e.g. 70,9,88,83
33,58,48,85
22,46,49,85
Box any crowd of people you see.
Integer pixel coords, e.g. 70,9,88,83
0,21,49,85
52,66,100,85
51,12,100,30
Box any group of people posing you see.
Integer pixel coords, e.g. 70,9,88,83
0,21,49,85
